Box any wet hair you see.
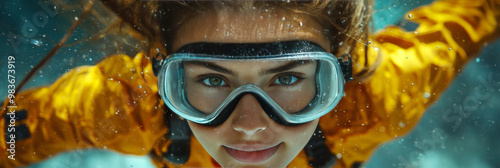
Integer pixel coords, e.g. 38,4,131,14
52,0,375,79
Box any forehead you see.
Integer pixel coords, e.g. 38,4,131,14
171,6,331,53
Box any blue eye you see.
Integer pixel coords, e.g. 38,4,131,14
202,76,226,87
274,74,298,85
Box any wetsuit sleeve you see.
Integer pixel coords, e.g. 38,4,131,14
315,0,500,168
0,53,167,168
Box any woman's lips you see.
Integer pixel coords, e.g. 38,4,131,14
224,143,281,163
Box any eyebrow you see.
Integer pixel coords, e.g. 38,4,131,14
185,61,235,75
185,60,312,76
261,60,313,75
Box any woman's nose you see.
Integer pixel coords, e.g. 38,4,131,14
230,94,269,135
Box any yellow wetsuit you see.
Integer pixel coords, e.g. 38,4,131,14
1,0,499,167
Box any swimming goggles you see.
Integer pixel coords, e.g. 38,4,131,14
153,41,352,126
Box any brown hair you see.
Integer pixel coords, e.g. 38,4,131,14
67,0,375,80
99,0,372,53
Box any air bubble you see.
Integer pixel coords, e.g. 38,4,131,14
30,39,43,46
399,122,406,127
424,92,431,99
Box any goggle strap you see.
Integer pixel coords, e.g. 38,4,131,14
338,54,353,81
153,53,167,76
164,115,191,164
305,125,337,167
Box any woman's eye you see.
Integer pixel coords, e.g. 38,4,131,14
274,74,298,85
202,76,226,87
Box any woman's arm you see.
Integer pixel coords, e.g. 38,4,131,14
0,53,167,167
317,0,499,168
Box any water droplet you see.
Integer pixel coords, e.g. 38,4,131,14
476,58,481,62
139,85,142,89
368,41,371,44
424,92,431,99
29,39,43,46
74,17,79,21
449,47,452,50
336,153,342,159
299,22,303,27
408,14,412,18
399,122,406,127
282,17,285,21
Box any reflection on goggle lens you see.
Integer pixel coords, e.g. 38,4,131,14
155,41,351,126
183,60,317,114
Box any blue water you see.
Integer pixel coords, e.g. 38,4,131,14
1,0,499,168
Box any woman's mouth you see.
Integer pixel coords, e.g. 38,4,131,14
223,143,281,163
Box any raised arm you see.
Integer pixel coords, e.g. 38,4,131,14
0,53,167,167
316,0,500,167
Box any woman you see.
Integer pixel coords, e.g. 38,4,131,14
1,0,499,168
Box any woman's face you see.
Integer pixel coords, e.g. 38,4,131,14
172,6,329,168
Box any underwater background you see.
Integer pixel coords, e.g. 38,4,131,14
1,0,499,167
